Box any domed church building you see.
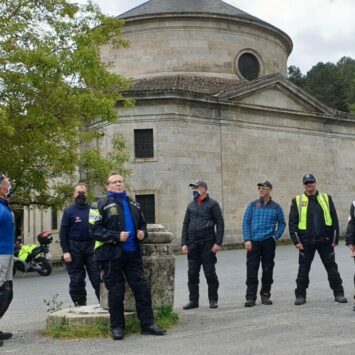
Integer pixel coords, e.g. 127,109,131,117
95,0,355,245
23,0,355,247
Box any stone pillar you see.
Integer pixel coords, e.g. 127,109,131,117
100,224,175,311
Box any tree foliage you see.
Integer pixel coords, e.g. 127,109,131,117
0,0,132,207
288,57,355,113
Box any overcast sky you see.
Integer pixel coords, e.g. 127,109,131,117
80,0,355,74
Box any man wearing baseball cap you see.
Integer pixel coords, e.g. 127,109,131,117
181,180,224,310
242,180,286,307
289,174,347,305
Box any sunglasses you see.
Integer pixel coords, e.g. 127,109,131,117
304,181,315,185
258,186,270,191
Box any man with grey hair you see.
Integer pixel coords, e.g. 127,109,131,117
0,172,15,347
181,180,224,310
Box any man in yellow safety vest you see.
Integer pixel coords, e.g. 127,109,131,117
288,173,347,305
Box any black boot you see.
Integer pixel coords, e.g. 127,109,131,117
183,301,199,310
0,331,12,340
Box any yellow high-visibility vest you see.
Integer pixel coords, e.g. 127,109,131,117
18,244,38,262
295,193,332,230
88,207,104,250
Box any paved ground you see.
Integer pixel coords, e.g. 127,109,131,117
1,244,354,354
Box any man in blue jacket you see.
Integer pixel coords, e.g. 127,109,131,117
243,180,286,307
60,183,100,306
89,172,165,340
0,172,15,347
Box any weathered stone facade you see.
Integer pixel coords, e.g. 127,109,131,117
92,0,355,246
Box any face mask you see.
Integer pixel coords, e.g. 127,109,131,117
193,190,201,199
75,192,87,205
7,185,14,198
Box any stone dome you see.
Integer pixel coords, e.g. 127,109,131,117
101,0,293,80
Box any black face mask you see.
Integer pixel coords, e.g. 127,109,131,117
75,192,87,205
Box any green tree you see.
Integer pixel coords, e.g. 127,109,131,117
287,65,305,87
336,56,355,112
0,0,132,207
303,62,348,112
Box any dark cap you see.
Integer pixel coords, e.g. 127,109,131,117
257,180,272,189
189,180,207,188
303,174,316,184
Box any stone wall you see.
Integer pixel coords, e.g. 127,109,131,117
101,16,290,79
97,95,355,246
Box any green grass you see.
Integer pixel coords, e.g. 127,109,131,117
45,305,178,339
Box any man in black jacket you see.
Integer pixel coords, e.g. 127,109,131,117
89,172,165,340
181,180,224,310
289,174,347,305
346,200,355,311
59,183,100,306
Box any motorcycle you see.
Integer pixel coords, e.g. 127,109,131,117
13,231,53,276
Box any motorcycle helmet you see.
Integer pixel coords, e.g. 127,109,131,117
37,231,53,245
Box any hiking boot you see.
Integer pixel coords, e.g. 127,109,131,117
0,331,12,341
141,324,166,336
261,295,273,305
244,299,256,307
334,295,347,303
183,301,199,310
112,327,124,340
209,300,218,309
294,297,306,305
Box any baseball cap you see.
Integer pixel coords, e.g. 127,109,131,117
303,174,316,184
189,180,207,188
257,180,273,189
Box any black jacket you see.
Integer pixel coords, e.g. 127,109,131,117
59,202,92,253
346,201,355,246
181,195,224,246
288,191,339,245
89,195,147,261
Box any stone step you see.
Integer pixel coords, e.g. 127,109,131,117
46,304,135,327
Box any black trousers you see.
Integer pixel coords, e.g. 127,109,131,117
0,281,13,319
100,253,153,329
66,240,100,305
245,237,276,301
187,241,219,303
295,243,344,298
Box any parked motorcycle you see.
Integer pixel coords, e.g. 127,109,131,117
13,231,53,276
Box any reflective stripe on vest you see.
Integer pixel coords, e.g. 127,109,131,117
94,241,104,250
88,208,104,250
295,193,332,230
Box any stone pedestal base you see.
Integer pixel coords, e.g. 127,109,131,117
46,304,135,327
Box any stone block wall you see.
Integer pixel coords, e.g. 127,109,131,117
98,95,355,246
